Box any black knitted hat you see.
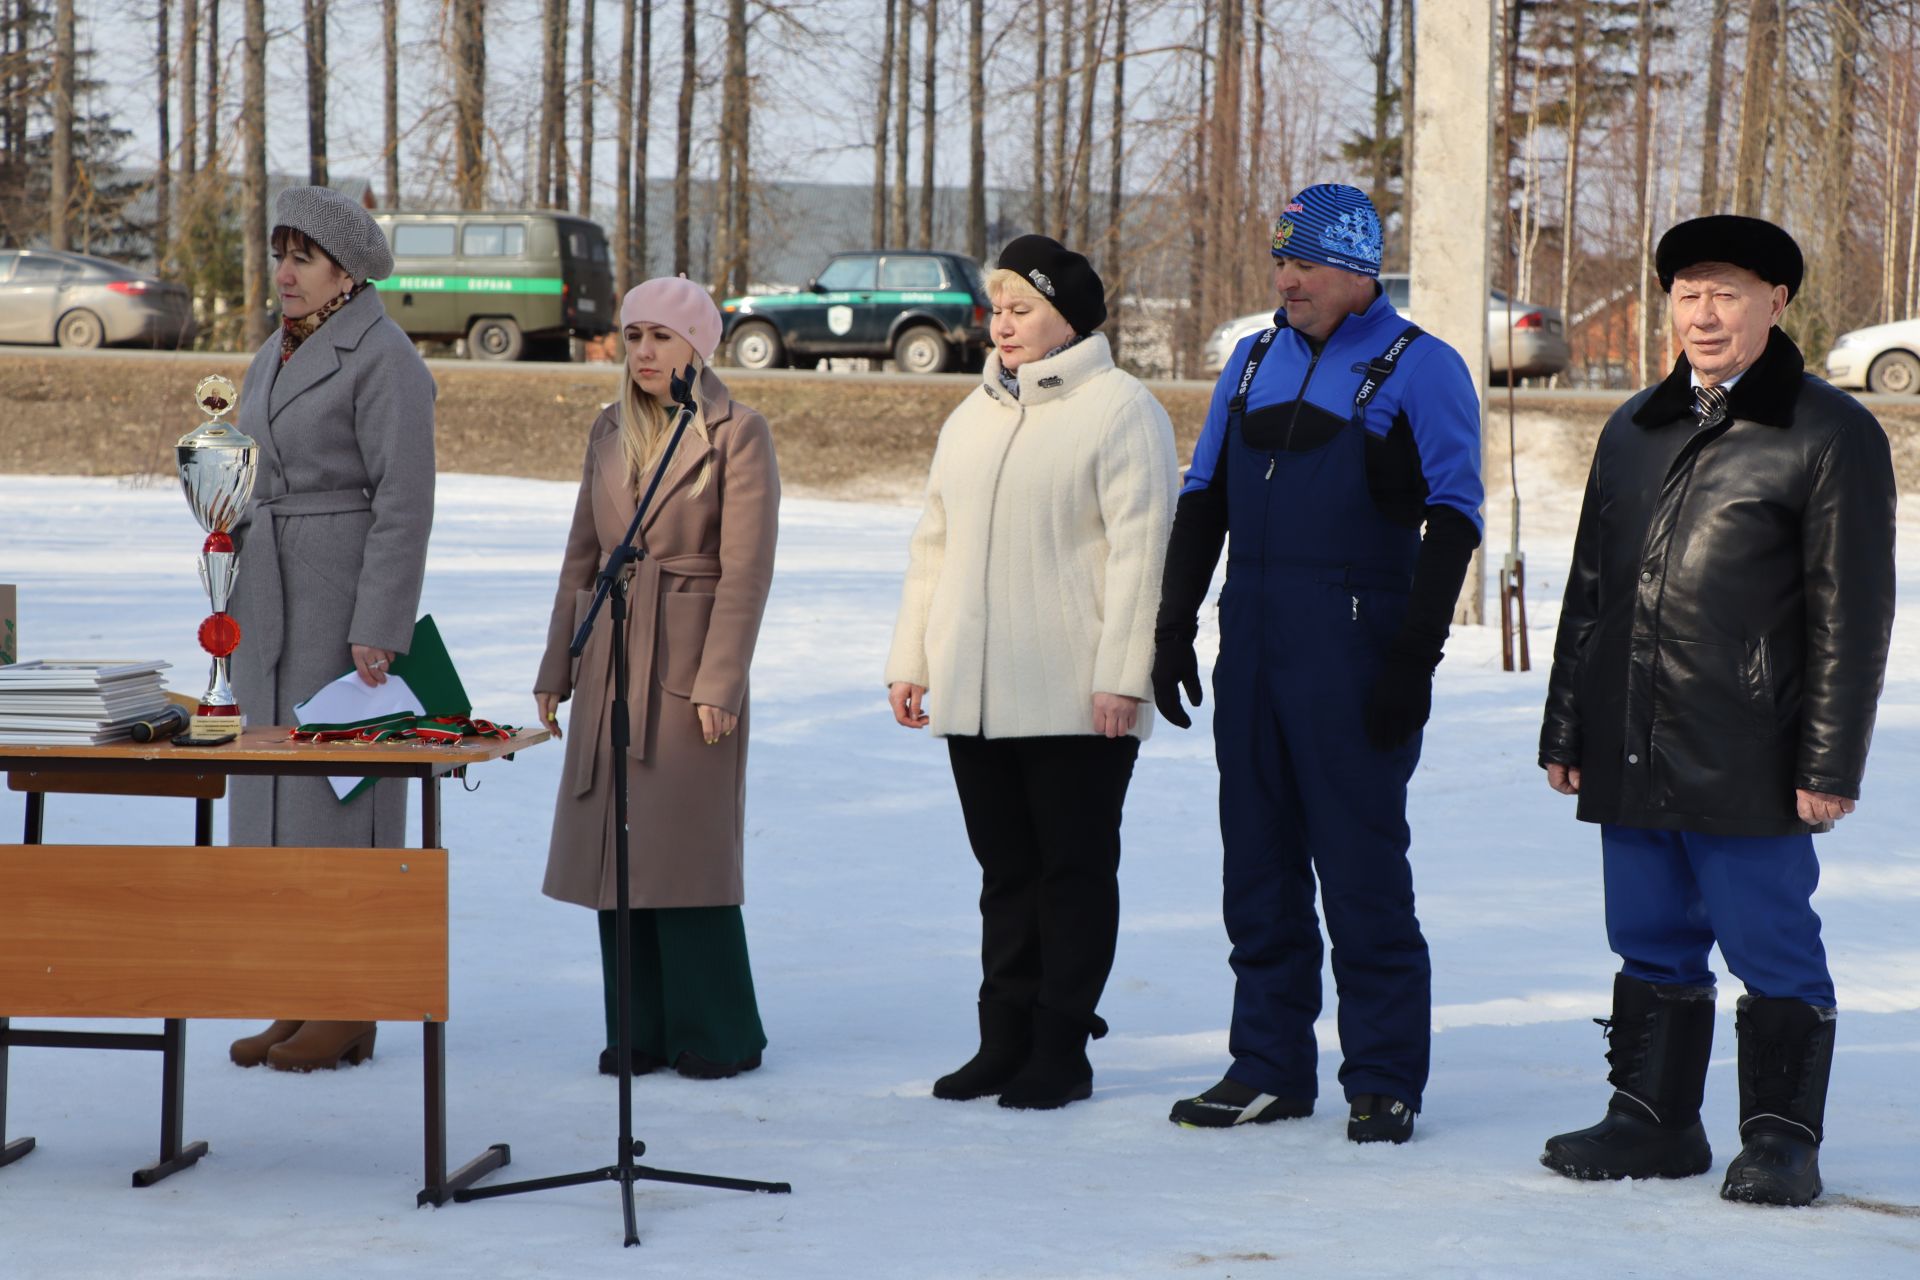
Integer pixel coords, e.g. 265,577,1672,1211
994,234,1107,333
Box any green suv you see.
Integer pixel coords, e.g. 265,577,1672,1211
719,250,990,373
372,210,615,360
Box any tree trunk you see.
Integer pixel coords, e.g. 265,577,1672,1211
1106,0,1126,356
1032,2,1047,230
181,0,199,174
1073,0,1097,245
1557,0,1585,318
672,0,694,275
1732,0,1780,213
637,0,652,281
967,0,985,260
304,0,327,186
1399,0,1414,256
242,0,268,344
580,0,596,216
1763,0,1791,224
539,0,558,206
1632,0,1652,383
892,0,910,245
1699,0,1731,211
616,0,636,291
383,0,398,206
158,0,172,259
1816,0,1862,342
453,0,487,207
1372,0,1391,219
205,0,219,161
873,0,895,246
1247,0,1265,242
1051,0,1071,237
1636,82,1659,386
50,0,72,249
719,0,748,291
918,0,936,249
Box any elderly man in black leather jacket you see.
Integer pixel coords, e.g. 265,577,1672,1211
1535,215,1896,1208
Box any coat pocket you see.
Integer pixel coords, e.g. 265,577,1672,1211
656,590,716,699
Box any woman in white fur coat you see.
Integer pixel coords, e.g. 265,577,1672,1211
886,234,1178,1111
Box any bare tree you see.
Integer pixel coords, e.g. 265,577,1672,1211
891,0,909,244
242,0,267,344
873,0,895,245
1632,0,1653,382
672,0,694,274
1732,0,1780,213
539,0,566,207
616,0,637,290
453,0,487,207
1073,0,1099,244
181,0,199,175
1105,0,1126,352
1699,0,1731,211
715,0,748,290
580,0,595,216
157,0,171,255
917,0,935,248
637,0,651,277
1032,2,1047,230
967,0,985,260
382,0,397,206
1051,0,1071,235
1557,0,1587,318
304,0,327,186
50,0,71,248
205,0,218,160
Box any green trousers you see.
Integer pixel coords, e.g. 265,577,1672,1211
596,906,768,1065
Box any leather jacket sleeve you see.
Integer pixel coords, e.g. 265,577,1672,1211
1539,454,1604,768
1793,418,1897,799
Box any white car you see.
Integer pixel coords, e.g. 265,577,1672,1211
1824,319,1920,395
1201,272,1570,381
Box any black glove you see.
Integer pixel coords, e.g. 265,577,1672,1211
1365,647,1436,751
1152,627,1202,729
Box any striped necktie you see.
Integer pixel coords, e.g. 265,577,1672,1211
1693,383,1729,424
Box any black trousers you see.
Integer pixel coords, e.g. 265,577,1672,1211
946,733,1141,1037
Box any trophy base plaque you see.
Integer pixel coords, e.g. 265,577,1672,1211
189,711,244,738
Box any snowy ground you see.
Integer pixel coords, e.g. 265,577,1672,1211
1,463,1917,1279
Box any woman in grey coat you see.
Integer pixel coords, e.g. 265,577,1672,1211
225,186,437,1072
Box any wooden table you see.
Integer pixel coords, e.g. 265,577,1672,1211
0,725,549,1204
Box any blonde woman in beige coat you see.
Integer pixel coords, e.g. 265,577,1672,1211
887,236,1178,1111
534,277,779,1079
226,186,436,1073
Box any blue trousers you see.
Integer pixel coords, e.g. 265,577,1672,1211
1601,825,1833,1006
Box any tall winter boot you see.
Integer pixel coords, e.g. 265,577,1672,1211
996,1007,1097,1111
265,1020,378,1071
1541,974,1716,1181
933,1001,1031,1101
1720,996,1835,1207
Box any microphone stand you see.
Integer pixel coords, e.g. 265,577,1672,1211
454,365,791,1244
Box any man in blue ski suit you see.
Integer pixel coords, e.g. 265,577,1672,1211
1155,184,1483,1144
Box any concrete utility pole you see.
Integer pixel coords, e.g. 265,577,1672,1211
1408,0,1494,626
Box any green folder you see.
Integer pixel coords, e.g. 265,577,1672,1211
389,614,472,720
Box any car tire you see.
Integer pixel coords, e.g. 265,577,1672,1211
893,325,951,374
56,308,104,349
468,316,525,361
729,321,784,371
1866,349,1920,396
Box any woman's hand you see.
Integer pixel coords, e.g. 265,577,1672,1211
1092,692,1140,739
696,704,738,745
534,692,564,740
352,644,395,687
890,682,930,729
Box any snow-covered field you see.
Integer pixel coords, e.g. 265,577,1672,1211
1,463,1916,1279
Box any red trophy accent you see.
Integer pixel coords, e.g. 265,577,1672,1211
177,373,258,738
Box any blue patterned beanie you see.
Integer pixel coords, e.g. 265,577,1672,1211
1270,183,1383,277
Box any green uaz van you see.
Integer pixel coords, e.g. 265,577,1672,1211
372,210,616,360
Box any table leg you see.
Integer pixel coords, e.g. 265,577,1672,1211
0,1018,37,1169
23,791,43,844
417,1021,511,1207
132,1018,207,1187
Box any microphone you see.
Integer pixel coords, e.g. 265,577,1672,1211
130,705,189,743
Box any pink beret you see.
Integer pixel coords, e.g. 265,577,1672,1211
619,275,724,362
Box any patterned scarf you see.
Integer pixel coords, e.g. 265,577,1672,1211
996,333,1086,399
281,283,364,363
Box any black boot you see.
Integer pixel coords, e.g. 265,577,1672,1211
1541,974,1716,1181
1721,996,1835,1207
997,1008,1096,1111
933,1001,1031,1101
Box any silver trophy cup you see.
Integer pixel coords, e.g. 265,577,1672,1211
177,374,258,737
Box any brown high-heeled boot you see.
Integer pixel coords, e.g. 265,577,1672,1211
265,1021,378,1071
230,1020,305,1067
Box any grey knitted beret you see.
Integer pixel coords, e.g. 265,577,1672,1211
273,185,393,284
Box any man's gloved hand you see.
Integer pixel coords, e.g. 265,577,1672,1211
1364,649,1435,751
1152,628,1202,729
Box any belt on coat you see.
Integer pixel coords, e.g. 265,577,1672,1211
572,550,723,796
237,488,375,674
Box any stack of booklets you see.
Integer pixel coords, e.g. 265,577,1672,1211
0,660,174,744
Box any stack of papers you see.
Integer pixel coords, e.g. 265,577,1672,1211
0,660,174,744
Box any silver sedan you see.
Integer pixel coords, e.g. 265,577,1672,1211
0,249,197,349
